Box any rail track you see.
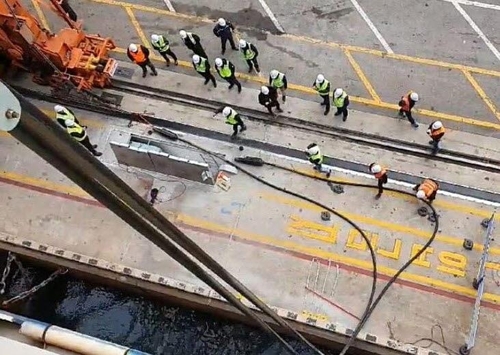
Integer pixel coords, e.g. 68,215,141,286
11,79,500,175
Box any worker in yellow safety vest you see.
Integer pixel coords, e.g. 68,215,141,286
192,55,217,88
413,178,439,204
151,34,178,66
333,88,350,121
239,39,260,73
313,74,331,115
306,143,331,177
54,105,82,128
214,58,241,93
65,120,102,157
269,70,288,103
214,106,247,139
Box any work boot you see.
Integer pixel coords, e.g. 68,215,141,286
230,134,238,140
320,102,326,106
324,109,330,116
165,61,170,67
204,79,209,85
334,111,341,116
375,193,382,200
92,144,98,148
412,123,419,128
282,96,286,103
428,140,434,145
342,116,347,122
94,151,103,157
142,72,147,78
326,171,331,178
237,85,242,93
228,84,234,90
150,71,158,76
248,67,253,73
174,60,179,65
277,108,283,113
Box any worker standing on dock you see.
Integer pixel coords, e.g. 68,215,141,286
239,39,260,74
214,58,241,93
179,30,208,59
214,106,247,139
54,105,81,128
333,88,349,121
306,143,331,177
398,91,419,128
192,55,217,88
150,34,178,67
259,86,283,116
369,163,388,199
313,74,331,116
64,120,102,157
427,121,445,155
127,43,157,78
213,18,238,54
413,178,440,204
269,70,287,103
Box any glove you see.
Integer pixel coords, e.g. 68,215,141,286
426,129,431,135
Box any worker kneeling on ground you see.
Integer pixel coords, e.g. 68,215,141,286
413,178,439,204
306,143,331,178
127,43,157,78
213,106,246,139
333,88,349,121
64,120,102,157
427,120,445,155
369,163,388,199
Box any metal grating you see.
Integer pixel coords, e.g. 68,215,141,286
114,66,135,79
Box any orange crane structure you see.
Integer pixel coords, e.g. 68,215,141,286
0,0,117,90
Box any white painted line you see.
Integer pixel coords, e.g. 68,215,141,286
162,0,176,12
440,0,500,11
348,0,394,54
451,0,500,62
256,0,285,34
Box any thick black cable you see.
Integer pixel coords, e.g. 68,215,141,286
5,88,301,355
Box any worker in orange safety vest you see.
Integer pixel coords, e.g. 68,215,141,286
127,43,158,78
398,91,419,128
413,178,439,204
427,120,445,155
369,163,388,199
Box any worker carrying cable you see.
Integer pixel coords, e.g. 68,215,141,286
150,34,178,67
179,30,208,59
127,44,158,78
313,74,331,116
269,70,288,103
214,106,247,139
192,55,217,88
239,39,260,73
214,58,241,93
259,86,283,116
369,163,388,199
333,88,349,121
213,18,238,54
54,105,82,128
306,143,331,177
427,120,445,155
64,120,102,157
398,91,419,128
413,178,439,204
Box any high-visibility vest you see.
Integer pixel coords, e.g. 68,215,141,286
225,110,238,125
130,47,146,63
241,45,255,60
419,179,439,198
67,123,87,142
151,35,169,52
315,80,330,95
430,126,445,138
309,152,323,165
218,63,232,78
55,108,75,125
400,91,413,112
271,73,285,88
194,58,208,73
374,168,387,180
333,91,348,108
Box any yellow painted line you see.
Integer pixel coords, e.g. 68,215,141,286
343,48,380,102
123,7,152,49
31,0,51,31
462,70,500,122
1,169,499,304
260,192,500,256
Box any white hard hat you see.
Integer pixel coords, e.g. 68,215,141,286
64,119,75,127
370,164,382,174
432,121,443,130
260,86,269,95
416,190,426,199
270,70,279,79
215,58,223,67
410,92,419,102
179,30,187,38
128,43,138,52
218,18,226,26
239,39,247,47
333,88,343,98
222,107,232,116
54,105,65,112
151,34,160,42
316,74,325,83
307,145,320,155
192,55,200,64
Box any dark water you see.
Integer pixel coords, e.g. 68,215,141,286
0,252,367,355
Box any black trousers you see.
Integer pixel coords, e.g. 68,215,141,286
139,60,157,77
399,109,417,125
265,100,281,115
377,174,388,194
192,46,208,60
221,35,237,53
320,94,330,114
223,75,241,91
335,106,349,120
246,56,260,72
61,0,77,21
231,117,246,136
159,49,178,64
198,71,217,87
80,136,99,155
430,138,441,155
